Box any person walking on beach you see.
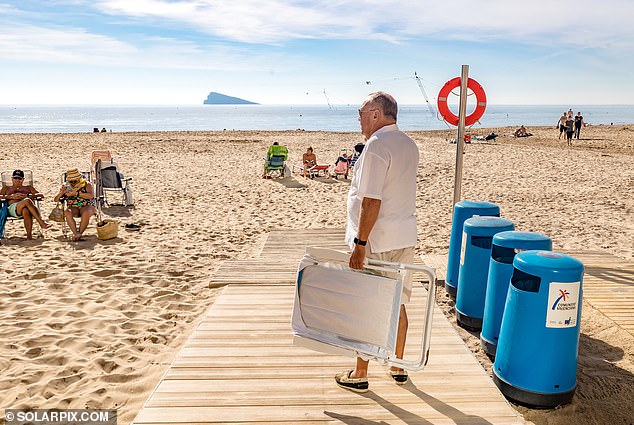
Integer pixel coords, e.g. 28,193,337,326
0,169,52,239
334,91,419,393
557,113,567,139
565,115,575,146
574,112,585,139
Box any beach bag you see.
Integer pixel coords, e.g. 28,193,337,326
48,203,65,223
96,219,119,240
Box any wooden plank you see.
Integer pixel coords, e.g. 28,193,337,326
135,403,521,424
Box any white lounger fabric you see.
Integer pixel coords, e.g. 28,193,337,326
292,249,402,362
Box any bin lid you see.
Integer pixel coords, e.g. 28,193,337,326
455,200,499,213
493,231,552,250
464,216,514,237
514,250,584,280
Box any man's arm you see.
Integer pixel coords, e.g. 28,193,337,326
349,197,381,270
29,186,44,199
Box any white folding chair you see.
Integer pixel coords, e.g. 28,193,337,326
292,247,436,371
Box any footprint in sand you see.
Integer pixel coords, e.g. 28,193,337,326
24,347,43,358
92,269,121,277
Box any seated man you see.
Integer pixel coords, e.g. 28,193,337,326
263,141,288,178
0,169,52,239
302,146,317,177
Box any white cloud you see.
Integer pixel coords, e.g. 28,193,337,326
0,25,136,62
91,0,633,49
0,23,291,71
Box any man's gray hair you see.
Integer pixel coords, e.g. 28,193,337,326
367,91,398,121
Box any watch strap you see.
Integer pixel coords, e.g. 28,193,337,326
353,237,367,246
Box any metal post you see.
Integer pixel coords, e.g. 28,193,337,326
453,65,469,206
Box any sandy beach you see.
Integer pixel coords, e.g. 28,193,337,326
0,125,632,424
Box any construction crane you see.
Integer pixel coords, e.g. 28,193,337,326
414,71,436,118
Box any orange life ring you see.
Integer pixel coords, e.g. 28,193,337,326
437,77,487,126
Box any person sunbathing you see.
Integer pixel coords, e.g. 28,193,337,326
0,169,52,239
54,168,96,241
302,147,317,177
514,125,532,137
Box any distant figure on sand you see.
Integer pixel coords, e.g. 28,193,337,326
574,112,585,139
0,169,52,239
54,168,96,241
302,147,317,177
101,128,107,133
557,113,568,139
514,125,532,137
567,108,573,119
335,91,419,393
565,117,575,146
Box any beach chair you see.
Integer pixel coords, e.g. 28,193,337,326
0,169,44,239
307,164,330,178
263,155,287,179
93,157,133,207
91,150,112,175
292,247,436,371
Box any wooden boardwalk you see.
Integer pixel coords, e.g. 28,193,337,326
133,229,524,425
564,250,634,335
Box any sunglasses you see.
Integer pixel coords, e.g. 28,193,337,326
358,108,378,117
68,179,79,184
12,176,24,180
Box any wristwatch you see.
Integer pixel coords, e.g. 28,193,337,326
353,237,367,246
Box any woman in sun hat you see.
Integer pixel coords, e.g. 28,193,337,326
54,168,96,241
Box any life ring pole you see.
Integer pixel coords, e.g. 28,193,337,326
453,64,469,206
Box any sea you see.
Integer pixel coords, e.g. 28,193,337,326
1,104,633,134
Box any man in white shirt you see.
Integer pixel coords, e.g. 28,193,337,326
335,92,419,393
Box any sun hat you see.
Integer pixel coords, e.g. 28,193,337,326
66,168,82,182
12,169,25,179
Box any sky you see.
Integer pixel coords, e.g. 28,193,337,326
1,0,633,105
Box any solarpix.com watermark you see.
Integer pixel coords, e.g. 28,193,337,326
5,409,117,425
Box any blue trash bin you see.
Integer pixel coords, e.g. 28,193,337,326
446,200,500,298
481,231,552,357
455,216,514,331
493,251,584,408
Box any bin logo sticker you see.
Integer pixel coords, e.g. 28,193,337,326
551,289,570,310
546,282,581,328
460,232,467,265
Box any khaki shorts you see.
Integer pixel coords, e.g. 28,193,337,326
367,246,415,304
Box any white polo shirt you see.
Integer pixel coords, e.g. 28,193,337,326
346,124,419,253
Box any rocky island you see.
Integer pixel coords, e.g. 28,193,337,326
203,92,258,105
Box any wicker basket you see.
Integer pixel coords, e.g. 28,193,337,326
96,219,119,240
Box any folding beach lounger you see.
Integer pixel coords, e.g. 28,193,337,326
292,247,436,371
94,157,134,207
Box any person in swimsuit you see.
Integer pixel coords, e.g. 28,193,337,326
302,147,317,178
0,169,52,239
557,113,567,139
54,168,96,241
